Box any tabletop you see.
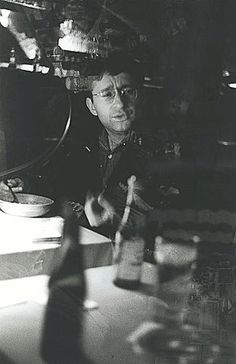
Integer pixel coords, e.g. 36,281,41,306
0,262,236,364
0,214,113,279
0,263,159,364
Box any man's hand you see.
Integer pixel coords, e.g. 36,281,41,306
84,191,115,227
2,178,24,192
0,177,24,201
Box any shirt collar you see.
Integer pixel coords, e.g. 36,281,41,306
99,129,137,152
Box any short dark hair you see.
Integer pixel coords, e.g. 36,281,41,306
86,53,144,89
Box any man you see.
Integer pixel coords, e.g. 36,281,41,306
50,54,158,236
86,56,155,226
0,55,169,238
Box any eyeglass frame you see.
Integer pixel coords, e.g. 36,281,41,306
92,86,138,103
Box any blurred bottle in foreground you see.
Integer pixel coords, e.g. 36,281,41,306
128,234,225,363
40,203,90,364
113,175,146,290
154,235,199,316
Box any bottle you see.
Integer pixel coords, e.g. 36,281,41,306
154,235,199,284
113,176,145,290
40,203,89,364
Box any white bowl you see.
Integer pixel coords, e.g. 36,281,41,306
0,193,54,217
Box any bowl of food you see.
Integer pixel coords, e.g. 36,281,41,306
0,193,54,217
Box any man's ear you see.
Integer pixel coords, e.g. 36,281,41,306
86,97,98,116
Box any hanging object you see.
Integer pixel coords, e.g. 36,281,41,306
1,0,49,10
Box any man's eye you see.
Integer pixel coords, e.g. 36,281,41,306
122,88,133,96
102,90,114,98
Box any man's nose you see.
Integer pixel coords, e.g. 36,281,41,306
113,90,125,107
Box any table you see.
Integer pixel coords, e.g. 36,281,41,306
0,212,112,279
1,264,236,364
0,264,159,364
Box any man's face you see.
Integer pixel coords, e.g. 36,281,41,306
86,72,137,136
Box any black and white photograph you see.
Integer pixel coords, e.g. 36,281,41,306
0,1,235,363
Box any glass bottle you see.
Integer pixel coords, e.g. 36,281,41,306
113,176,145,290
154,235,199,310
40,203,88,364
152,233,200,341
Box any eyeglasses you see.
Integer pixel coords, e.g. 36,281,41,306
92,87,137,103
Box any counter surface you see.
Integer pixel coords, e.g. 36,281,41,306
0,215,112,279
0,264,158,364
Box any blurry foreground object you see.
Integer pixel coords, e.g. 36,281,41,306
128,235,221,363
128,205,236,363
113,175,145,290
154,235,198,307
40,203,91,364
84,190,116,227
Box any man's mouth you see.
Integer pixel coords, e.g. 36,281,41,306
112,113,129,121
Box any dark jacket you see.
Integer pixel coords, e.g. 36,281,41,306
48,131,157,207
40,130,170,237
